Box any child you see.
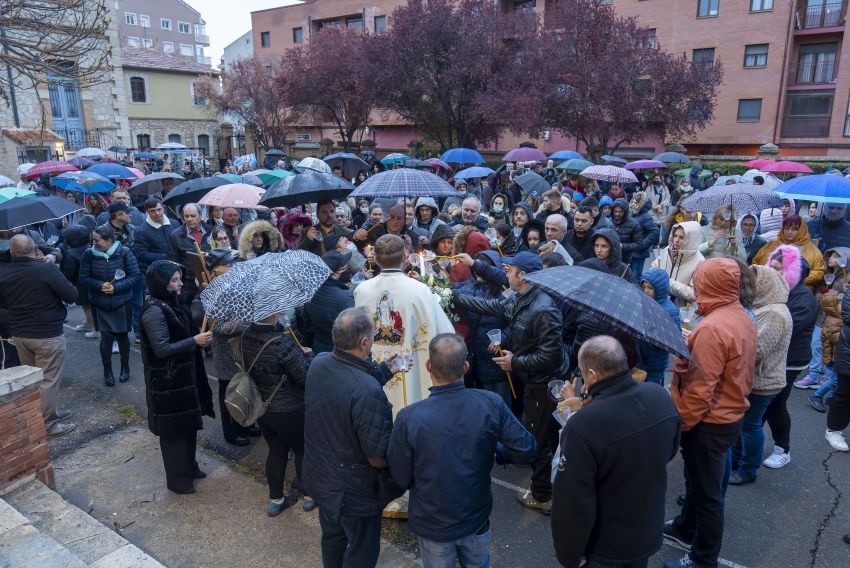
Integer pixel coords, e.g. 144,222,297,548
599,195,614,218
525,226,542,251
636,268,681,385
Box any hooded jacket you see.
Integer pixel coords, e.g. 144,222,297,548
759,208,783,242
413,197,445,239
672,258,757,431
815,248,850,366
238,220,284,260
645,182,670,225
750,265,793,394
430,223,455,250
61,225,93,305
782,256,818,368
636,269,681,373
699,220,746,261
449,229,491,339
738,213,767,264
611,198,642,263
281,212,313,251
652,221,705,307
488,193,510,226
591,227,635,283
752,220,825,288
629,193,661,259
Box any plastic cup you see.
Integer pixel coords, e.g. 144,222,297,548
838,256,848,268
487,329,502,346
397,352,411,372
408,253,420,266
825,273,836,286
548,379,565,402
113,269,126,281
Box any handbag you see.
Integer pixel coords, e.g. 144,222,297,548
224,333,286,427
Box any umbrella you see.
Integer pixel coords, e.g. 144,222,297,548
135,151,159,160
402,159,432,169
130,172,186,196
501,147,547,162
163,176,231,207
549,150,584,161
25,161,77,179
52,171,114,194
745,159,772,169
761,160,813,174
350,168,457,199
653,152,691,164
108,145,128,153
87,163,135,180
515,172,550,200
679,183,782,215
625,159,666,171
200,250,330,323
16,163,35,175
674,168,713,179
379,153,409,166
217,172,263,186
233,154,257,170
76,147,105,159
556,158,594,173
712,175,742,186
0,186,35,203
600,155,627,166
776,174,850,204
425,158,452,171
440,148,485,164
524,266,690,359
0,175,15,187
361,149,376,156
265,149,285,157
259,171,355,208
740,169,782,191
323,153,370,179
455,166,496,180
252,169,295,187
127,167,145,179
578,165,638,184
156,142,188,151
198,183,266,209
66,156,94,169
0,196,84,231
294,156,332,174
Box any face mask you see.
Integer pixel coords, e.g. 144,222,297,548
492,206,504,214
360,206,369,214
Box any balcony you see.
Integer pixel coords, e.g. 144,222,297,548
196,55,212,66
781,116,831,137
796,3,845,30
195,33,210,44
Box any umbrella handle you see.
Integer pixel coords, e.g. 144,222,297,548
497,346,517,400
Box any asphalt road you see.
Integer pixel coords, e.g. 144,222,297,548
48,306,850,568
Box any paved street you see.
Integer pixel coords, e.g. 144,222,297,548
47,306,850,568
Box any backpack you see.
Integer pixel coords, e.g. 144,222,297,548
224,333,286,427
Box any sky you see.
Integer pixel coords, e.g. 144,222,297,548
183,0,301,65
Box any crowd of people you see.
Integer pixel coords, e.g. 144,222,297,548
2,155,850,568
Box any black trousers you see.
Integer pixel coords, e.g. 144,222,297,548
217,379,249,442
763,369,798,452
318,508,381,568
524,384,558,502
159,429,199,492
827,373,850,432
258,409,305,500
672,420,742,568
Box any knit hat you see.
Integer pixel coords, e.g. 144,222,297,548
759,208,783,241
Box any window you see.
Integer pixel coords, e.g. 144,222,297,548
803,0,843,29
197,134,210,155
127,36,140,48
178,22,191,34
782,90,834,137
693,48,715,67
374,16,387,33
796,42,837,84
161,18,171,31
292,28,302,44
750,0,773,11
192,80,207,106
737,99,762,121
125,12,136,25
346,17,364,30
143,38,153,49
163,42,174,54
129,77,146,103
139,15,150,28
640,28,657,49
168,134,182,144
179,44,193,56
697,0,719,17
744,44,769,68
136,134,151,149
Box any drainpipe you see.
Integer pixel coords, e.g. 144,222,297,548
773,0,796,143
0,27,21,127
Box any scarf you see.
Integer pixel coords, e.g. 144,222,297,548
91,241,120,259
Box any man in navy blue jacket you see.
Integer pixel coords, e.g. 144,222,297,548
387,334,535,567
132,197,174,272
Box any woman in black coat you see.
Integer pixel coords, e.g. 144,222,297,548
61,224,96,334
80,225,141,385
140,260,214,494
303,251,355,353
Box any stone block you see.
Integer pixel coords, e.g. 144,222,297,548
0,497,28,536
91,544,167,568
0,366,43,398
0,523,88,568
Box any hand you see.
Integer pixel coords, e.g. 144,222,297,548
488,342,500,355
559,379,577,401
354,228,368,241
43,254,56,264
364,247,376,262
101,282,115,294
408,270,422,281
306,226,319,241
493,350,513,371
300,346,313,355
418,235,428,247
194,332,212,347
385,353,402,375
681,328,692,340
843,282,849,293
454,253,474,267
364,269,374,279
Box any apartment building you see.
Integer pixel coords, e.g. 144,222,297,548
117,0,211,67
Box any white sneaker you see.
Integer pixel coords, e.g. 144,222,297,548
112,341,119,354
825,430,849,452
763,446,791,468
84,331,100,338
73,324,88,332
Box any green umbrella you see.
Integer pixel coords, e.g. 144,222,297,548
255,169,295,187
0,186,36,203
556,158,594,173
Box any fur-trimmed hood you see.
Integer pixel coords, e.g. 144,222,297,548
767,244,803,290
238,220,284,259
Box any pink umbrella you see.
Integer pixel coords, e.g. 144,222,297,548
761,161,813,174
425,158,452,170
198,183,267,209
744,159,771,169
625,159,666,171
501,147,548,162
127,167,145,179
25,161,77,179
579,165,638,184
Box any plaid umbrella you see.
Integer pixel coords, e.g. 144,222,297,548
524,266,691,359
199,250,330,322
679,183,782,215
350,168,457,199
130,172,185,196
259,171,354,208
579,165,638,184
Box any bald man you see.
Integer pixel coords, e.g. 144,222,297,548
0,235,78,436
168,203,210,299
353,204,418,248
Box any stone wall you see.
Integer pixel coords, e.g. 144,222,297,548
129,118,218,156
0,366,52,492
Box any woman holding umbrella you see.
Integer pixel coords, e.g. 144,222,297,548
699,205,746,261
651,221,705,308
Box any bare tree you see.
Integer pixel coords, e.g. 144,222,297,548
0,0,113,105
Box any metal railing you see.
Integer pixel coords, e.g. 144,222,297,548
196,55,212,66
799,4,844,28
781,116,831,137
195,33,210,44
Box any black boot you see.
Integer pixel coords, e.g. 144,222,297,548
119,365,130,383
104,363,115,387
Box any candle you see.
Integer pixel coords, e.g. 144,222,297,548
418,250,426,276
366,245,373,271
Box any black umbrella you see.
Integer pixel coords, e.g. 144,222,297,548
259,171,355,208
402,158,432,169
600,154,627,166
163,176,230,207
130,172,186,196
109,145,128,153
515,171,550,200
265,149,285,157
0,196,83,231
524,266,691,359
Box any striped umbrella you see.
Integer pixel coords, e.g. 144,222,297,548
425,158,452,170
349,168,457,199
578,165,638,184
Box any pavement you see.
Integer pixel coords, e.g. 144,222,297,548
46,306,850,567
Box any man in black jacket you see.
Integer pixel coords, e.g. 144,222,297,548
453,251,567,514
0,235,78,437
133,197,174,271
552,336,680,568
564,206,596,261
168,203,210,300
611,198,643,265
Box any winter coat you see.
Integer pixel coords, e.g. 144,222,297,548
821,291,843,366
759,208,783,242
698,223,746,261
786,258,819,368
752,221,825,288
304,279,355,353
80,243,142,310
449,213,489,233
645,183,671,225
629,194,661,259
738,213,767,264
132,217,174,270
591,227,635,283
412,197,446,240
168,224,211,295
488,193,510,226
239,220,284,260
672,258,757,431
636,269,681,373
651,221,705,307
688,165,704,191
833,285,850,377
611,198,643,264
448,229,491,340
0,257,77,339
750,266,793,394
281,212,313,251
61,225,92,306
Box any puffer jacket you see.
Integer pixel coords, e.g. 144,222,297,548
61,225,92,306
636,269,681,373
592,227,635,283
752,220,825,288
821,291,843,366
652,221,705,307
239,220,284,260
413,197,445,240
833,287,850,377
79,243,142,310
750,266,793,394
611,198,643,263
629,194,661,259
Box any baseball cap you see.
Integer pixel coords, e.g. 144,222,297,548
502,251,542,274
322,250,353,272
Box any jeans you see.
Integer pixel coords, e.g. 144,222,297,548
418,524,491,568
318,508,381,568
731,393,775,478
630,256,647,282
808,325,824,376
814,366,838,398
14,335,66,428
672,420,743,568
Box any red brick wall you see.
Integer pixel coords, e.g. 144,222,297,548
0,383,53,491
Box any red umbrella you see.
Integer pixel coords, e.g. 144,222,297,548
745,159,772,169
501,147,548,162
25,161,77,179
425,158,452,170
761,160,813,174
198,183,267,209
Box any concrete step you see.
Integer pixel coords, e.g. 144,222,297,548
1,479,164,567
0,497,87,567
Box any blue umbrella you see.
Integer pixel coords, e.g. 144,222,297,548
600,155,627,166
440,148,485,164
379,152,409,166
549,150,584,161
324,153,370,179
350,168,457,199
777,174,850,204
653,152,691,164
52,171,114,194
135,151,159,159
87,162,135,179
455,166,496,180
259,171,355,208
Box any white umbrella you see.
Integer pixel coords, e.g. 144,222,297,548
741,169,782,191
15,163,35,175
0,175,16,187
76,147,106,159
156,142,188,150
294,157,332,174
